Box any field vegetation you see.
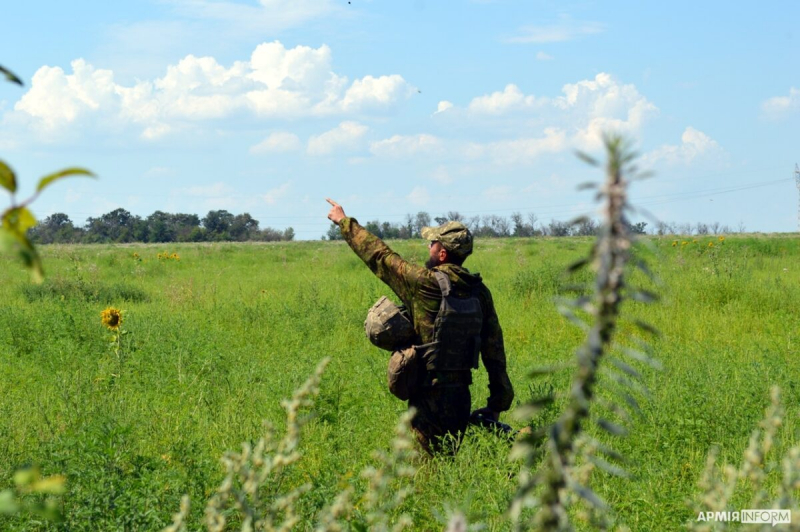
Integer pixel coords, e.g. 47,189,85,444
0,231,798,530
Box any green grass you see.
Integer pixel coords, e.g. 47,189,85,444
0,235,798,530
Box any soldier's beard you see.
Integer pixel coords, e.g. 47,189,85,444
425,256,443,270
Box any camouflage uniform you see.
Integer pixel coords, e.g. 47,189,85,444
339,217,514,453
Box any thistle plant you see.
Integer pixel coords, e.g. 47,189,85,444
689,387,800,531
510,135,660,531
164,359,422,532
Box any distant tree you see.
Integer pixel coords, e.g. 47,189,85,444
84,208,140,243
545,220,572,237
573,218,599,237
29,213,77,244
230,213,259,241
202,210,234,240
365,220,383,238
627,221,648,235
413,212,431,238
146,211,175,243
326,223,343,241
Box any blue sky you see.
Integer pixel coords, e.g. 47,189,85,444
2,0,798,238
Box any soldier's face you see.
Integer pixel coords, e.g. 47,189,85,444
426,241,447,269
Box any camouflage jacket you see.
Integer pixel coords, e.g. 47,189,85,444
340,217,514,412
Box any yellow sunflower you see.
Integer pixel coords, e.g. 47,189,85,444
100,307,123,330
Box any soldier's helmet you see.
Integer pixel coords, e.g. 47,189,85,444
420,221,473,260
364,296,415,351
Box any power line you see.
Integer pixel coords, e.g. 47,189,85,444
33,176,793,223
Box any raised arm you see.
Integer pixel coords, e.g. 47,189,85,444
326,199,427,306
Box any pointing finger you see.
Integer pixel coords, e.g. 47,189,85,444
325,198,340,207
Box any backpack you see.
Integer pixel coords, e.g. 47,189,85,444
385,270,483,400
423,270,483,373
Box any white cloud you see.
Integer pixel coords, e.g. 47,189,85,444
9,41,413,141
641,127,725,167
307,121,368,155
762,87,800,117
468,128,568,165
263,182,291,205
435,100,453,114
407,186,430,206
250,131,301,154
369,134,444,158
505,18,605,44
452,73,657,156
468,83,537,114
536,51,554,61
339,75,413,112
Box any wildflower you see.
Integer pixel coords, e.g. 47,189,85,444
672,240,678,247
101,307,123,330
708,242,714,248
681,241,688,246
171,253,180,261
693,239,698,243
133,252,140,259
718,235,725,242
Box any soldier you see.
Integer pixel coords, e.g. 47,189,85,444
326,199,514,453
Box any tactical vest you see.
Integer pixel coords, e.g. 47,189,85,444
422,271,483,373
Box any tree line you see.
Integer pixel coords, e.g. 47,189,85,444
325,211,649,240
29,209,295,244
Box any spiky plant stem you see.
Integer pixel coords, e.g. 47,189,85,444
533,136,634,531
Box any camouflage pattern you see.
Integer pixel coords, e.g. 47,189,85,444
364,296,415,351
340,217,514,453
420,221,473,260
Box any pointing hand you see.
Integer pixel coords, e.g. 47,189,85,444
326,198,346,225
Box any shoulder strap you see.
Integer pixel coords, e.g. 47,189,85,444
433,271,451,297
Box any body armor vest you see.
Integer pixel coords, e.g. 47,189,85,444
423,271,483,372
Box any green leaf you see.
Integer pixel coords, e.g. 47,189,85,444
2,206,37,233
0,65,23,86
0,161,17,193
37,167,95,193
1,208,44,283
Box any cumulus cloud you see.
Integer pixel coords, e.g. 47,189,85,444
250,131,301,154
307,121,368,155
762,87,800,117
469,128,568,165
435,100,453,114
505,18,605,44
369,134,444,158
468,83,538,114
641,127,725,167
441,73,657,157
9,41,413,141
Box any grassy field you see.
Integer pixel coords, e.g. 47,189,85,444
0,234,798,530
